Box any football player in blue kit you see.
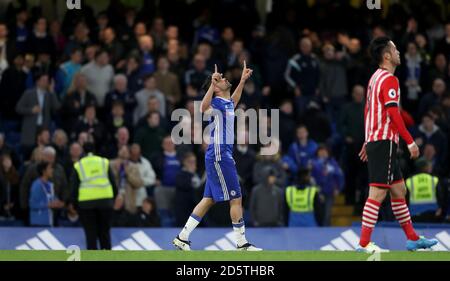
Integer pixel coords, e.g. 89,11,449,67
173,62,262,251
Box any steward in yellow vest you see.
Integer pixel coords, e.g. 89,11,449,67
70,143,118,250
285,168,321,226
405,158,446,222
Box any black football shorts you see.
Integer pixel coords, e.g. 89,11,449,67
366,140,404,188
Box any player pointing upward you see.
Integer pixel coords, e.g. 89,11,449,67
173,62,262,251
356,37,438,253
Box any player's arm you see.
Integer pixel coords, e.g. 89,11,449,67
200,65,220,113
383,77,419,159
231,60,253,107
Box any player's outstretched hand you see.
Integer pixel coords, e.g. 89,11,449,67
212,64,221,85
408,142,420,159
241,60,253,82
358,143,368,162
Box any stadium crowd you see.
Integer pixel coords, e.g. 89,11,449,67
0,0,449,228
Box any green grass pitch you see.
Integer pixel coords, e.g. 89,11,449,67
1,251,450,261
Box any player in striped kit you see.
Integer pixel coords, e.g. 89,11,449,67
356,37,438,253
173,62,262,251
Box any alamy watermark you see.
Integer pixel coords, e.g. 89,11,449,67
367,0,381,10
170,101,280,156
67,0,81,10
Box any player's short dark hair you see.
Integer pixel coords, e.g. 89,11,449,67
37,161,51,177
201,75,213,93
369,36,392,65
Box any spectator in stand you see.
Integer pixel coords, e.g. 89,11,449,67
250,167,284,227
134,111,166,161
319,43,348,120
20,146,69,218
16,72,60,157
287,125,318,171
422,144,443,176
83,44,99,64
216,26,234,67
54,48,83,98
51,129,69,167
134,74,166,123
151,136,181,227
339,85,366,205
136,95,169,132
130,143,156,198
64,22,91,56
0,23,17,67
80,49,114,108
184,53,211,96
64,142,83,179
110,145,144,216
104,74,136,124
49,20,66,58
278,100,296,154
412,113,448,175
126,22,147,51
227,39,245,68
233,130,256,201
302,101,332,144
11,9,29,53
310,145,344,227
150,17,166,56
29,161,64,226
133,197,160,227
285,37,320,115
73,104,106,150
197,41,219,70
122,55,143,94
0,153,20,219
134,35,156,76
154,56,182,109
100,27,124,68
26,17,55,57
418,78,447,119
35,128,51,150
102,126,130,159
253,143,287,188
61,73,98,133
435,23,450,60
116,8,137,47
399,41,426,113
105,101,132,142
428,53,447,85
174,152,201,226
0,134,20,176
0,54,27,122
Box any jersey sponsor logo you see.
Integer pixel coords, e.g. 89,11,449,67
388,89,397,99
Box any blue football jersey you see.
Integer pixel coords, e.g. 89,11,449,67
205,97,235,161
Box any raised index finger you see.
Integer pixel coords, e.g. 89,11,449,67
214,64,218,73
243,60,247,69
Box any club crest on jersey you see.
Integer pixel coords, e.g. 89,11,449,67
388,89,397,99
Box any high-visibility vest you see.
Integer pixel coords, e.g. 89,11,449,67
74,154,114,202
406,173,438,205
285,185,318,213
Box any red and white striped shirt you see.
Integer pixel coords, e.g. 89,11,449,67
364,69,401,144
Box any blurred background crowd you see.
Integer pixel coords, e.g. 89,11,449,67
0,0,449,228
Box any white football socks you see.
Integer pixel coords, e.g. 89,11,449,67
179,214,202,241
